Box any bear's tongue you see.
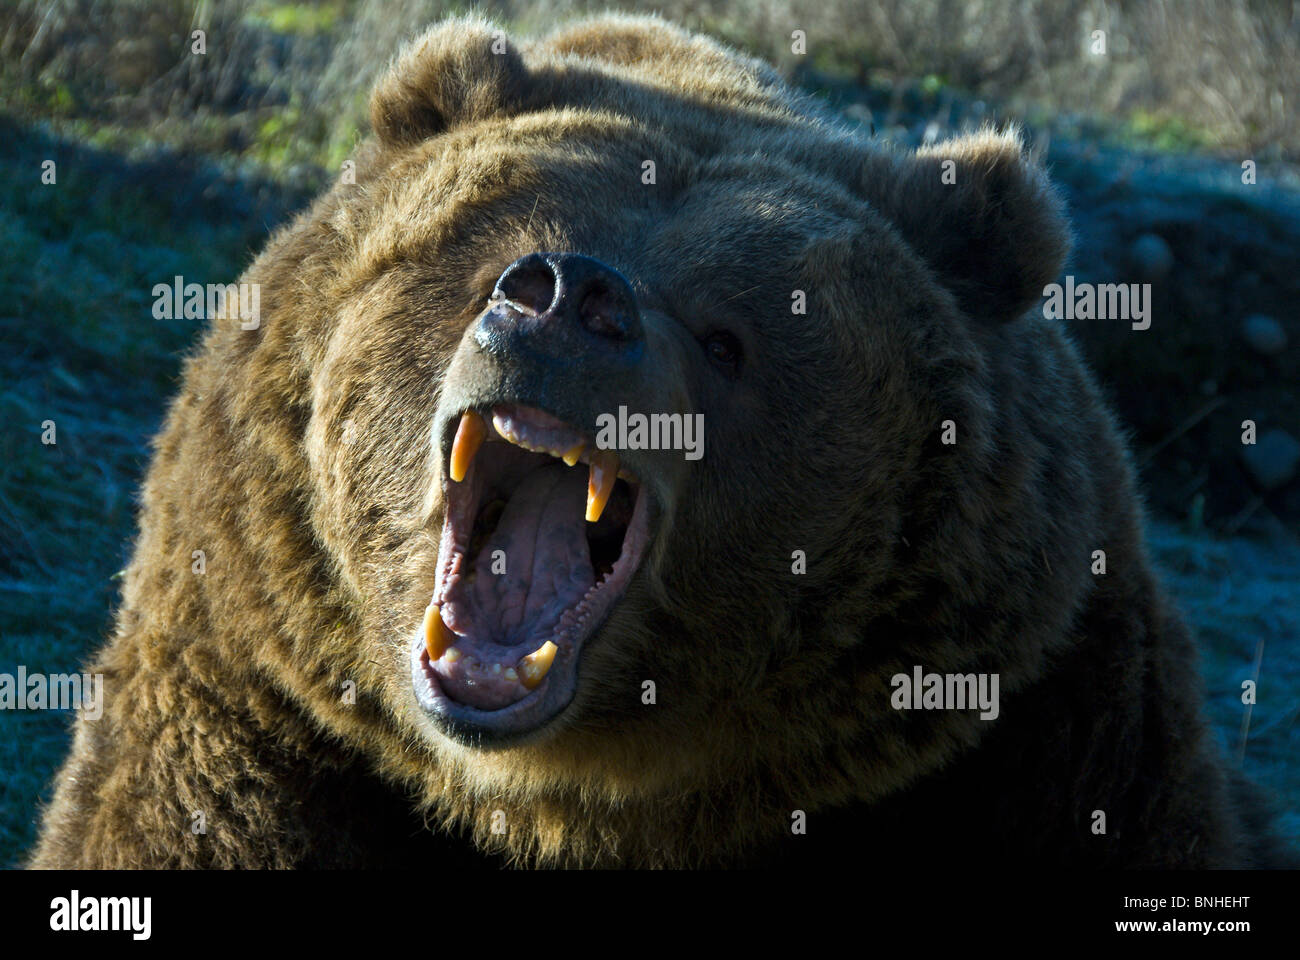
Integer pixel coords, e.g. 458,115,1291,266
471,463,596,640
438,463,594,709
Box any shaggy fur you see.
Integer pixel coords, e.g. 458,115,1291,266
32,15,1289,869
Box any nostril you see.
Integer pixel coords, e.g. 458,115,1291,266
579,284,635,341
494,259,556,316
482,252,643,351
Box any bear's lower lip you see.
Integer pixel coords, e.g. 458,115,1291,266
410,403,652,744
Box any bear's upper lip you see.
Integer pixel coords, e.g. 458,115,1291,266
411,403,652,744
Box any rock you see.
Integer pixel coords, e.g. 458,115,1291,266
1130,232,1174,280
1241,314,1287,356
1241,429,1300,490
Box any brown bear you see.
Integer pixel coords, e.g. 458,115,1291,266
31,14,1289,869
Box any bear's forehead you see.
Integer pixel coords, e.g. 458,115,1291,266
374,114,867,249
366,152,858,320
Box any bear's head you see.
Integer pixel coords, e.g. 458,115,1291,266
231,16,1084,864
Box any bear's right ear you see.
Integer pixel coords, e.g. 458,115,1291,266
369,18,528,146
866,129,1071,323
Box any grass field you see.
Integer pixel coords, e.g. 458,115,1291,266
0,118,297,863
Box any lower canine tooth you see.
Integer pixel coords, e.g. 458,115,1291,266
449,411,487,483
424,605,455,661
518,641,558,690
585,450,619,523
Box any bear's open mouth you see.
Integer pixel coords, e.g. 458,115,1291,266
411,403,651,741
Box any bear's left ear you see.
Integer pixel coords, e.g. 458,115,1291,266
869,129,1070,323
369,17,528,146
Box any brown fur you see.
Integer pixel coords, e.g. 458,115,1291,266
31,15,1289,869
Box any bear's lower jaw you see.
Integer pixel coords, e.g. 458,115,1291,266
411,404,653,744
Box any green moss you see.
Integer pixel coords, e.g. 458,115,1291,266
244,1,346,36
920,73,946,96
1121,108,1217,153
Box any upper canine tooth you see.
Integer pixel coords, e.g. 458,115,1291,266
424,604,455,661
562,443,585,467
518,641,557,690
585,450,619,523
449,411,487,483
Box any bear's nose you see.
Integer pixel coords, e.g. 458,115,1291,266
477,253,644,360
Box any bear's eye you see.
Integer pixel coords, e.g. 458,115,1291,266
701,330,743,373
